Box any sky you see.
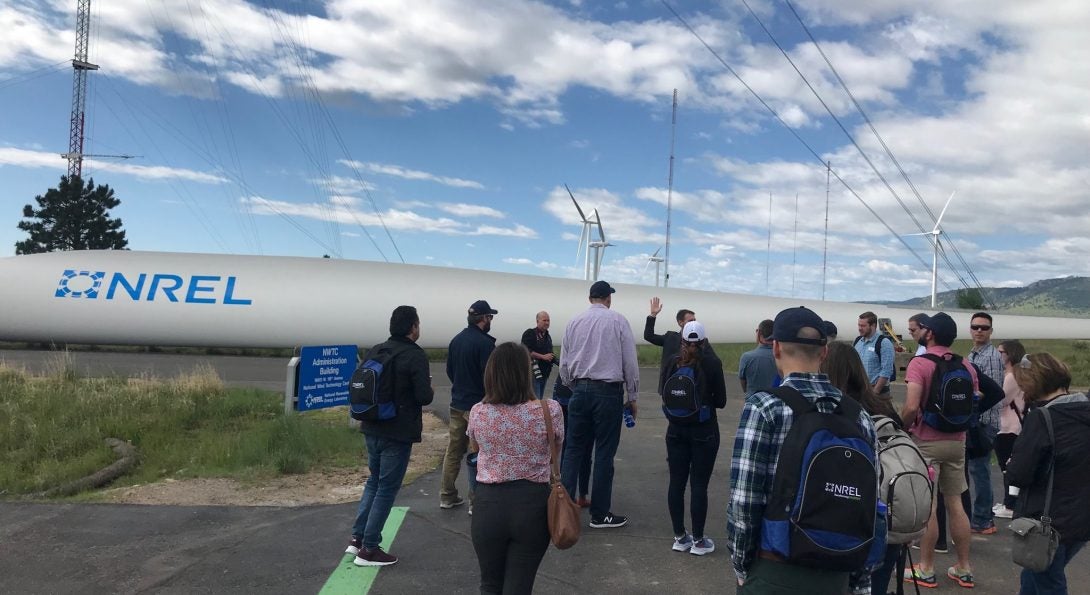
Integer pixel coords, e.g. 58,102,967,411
1,0,1088,304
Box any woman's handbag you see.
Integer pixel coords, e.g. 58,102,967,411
1009,408,1060,572
540,399,580,549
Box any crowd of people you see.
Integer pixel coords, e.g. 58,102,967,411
342,282,1089,595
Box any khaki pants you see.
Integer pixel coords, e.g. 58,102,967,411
440,407,475,503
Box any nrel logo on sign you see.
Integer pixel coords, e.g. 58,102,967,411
56,269,252,305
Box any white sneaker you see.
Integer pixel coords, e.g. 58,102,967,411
690,537,715,556
994,506,1014,519
672,534,693,552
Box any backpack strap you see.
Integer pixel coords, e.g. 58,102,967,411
768,386,814,416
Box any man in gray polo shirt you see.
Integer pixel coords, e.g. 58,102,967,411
559,280,639,529
738,319,776,397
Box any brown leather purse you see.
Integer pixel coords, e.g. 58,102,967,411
540,399,580,549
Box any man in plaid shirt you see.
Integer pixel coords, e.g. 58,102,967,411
727,306,878,594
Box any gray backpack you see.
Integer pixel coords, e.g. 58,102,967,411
873,415,933,544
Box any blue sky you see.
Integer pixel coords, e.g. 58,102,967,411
2,0,1088,302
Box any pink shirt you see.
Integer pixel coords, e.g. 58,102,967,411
467,399,564,484
905,345,979,442
1000,371,1026,435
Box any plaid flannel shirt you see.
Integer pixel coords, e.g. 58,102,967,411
968,343,1004,432
727,372,879,594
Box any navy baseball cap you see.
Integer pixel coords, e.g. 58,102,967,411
771,306,828,345
468,300,498,315
589,280,616,298
919,312,957,345
823,320,838,337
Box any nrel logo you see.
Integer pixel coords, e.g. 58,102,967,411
824,482,862,499
55,269,252,305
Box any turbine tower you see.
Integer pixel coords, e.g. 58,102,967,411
587,210,614,282
643,246,665,287
907,190,958,308
566,184,596,281
65,0,99,179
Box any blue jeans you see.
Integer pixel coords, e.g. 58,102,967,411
352,434,411,549
871,543,903,595
967,424,998,529
1019,541,1086,595
533,377,547,399
561,381,623,519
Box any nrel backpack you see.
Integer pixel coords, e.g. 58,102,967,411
853,334,896,381
873,415,933,544
920,353,976,432
661,365,710,423
761,387,879,571
348,343,408,421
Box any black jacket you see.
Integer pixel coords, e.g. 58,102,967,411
446,324,496,411
360,336,435,443
657,348,728,424
1006,393,1090,543
645,316,681,376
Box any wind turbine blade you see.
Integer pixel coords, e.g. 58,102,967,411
651,246,662,258
565,184,588,222
576,225,588,261
643,257,654,274
934,190,957,231
594,210,606,243
903,231,939,237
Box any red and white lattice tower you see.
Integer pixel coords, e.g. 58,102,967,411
65,0,99,180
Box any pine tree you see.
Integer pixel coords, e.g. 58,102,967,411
15,176,128,254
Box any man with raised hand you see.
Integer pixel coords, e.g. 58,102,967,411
347,305,434,567
560,280,639,529
645,296,695,376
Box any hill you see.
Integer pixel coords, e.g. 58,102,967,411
883,276,1090,317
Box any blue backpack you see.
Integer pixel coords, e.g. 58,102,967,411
920,353,976,432
348,342,409,421
761,386,882,571
661,364,711,423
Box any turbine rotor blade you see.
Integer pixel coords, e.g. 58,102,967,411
934,190,957,231
565,184,588,222
594,210,606,242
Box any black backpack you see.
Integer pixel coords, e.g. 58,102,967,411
348,342,410,422
920,353,976,432
761,387,880,571
854,334,896,381
660,364,710,423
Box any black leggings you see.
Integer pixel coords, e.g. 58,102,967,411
994,432,1018,508
471,480,551,595
665,421,720,539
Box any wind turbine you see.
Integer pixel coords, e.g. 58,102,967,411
643,247,665,287
566,184,596,281
906,190,957,308
588,210,614,282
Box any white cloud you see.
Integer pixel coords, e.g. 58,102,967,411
438,203,505,218
543,185,664,245
0,147,228,184
338,159,484,189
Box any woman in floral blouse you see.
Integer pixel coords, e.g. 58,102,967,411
468,342,564,594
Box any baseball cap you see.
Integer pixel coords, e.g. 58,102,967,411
771,306,827,345
919,312,957,345
468,300,498,315
823,320,838,338
589,280,616,298
681,320,706,342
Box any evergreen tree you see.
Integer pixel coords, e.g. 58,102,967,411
15,176,128,254
956,288,986,310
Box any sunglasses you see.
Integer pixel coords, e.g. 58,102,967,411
970,325,992,331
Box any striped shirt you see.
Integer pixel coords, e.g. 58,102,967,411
727,373,877,593
559,303,640,401
968,343,1004,432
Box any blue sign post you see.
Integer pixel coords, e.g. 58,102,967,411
295,344,357,412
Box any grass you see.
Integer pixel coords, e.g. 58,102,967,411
0,356,363,497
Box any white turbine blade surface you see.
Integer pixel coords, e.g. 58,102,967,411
934,190,957,231
594,210,606,242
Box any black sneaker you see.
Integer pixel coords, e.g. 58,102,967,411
345,536,362,556
589,513,628,528
353,546,398,567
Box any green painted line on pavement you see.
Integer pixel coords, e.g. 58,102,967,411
318,506,409,595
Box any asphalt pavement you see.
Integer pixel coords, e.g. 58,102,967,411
0,349,1075,594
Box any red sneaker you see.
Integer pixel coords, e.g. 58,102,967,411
353,546,398,567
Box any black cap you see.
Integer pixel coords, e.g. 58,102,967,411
468,300,498,315
589,280,616,298
771,306,827,345
919,312,957,345
823,320,838,338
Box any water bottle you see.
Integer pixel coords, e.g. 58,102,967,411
623,406,636,429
